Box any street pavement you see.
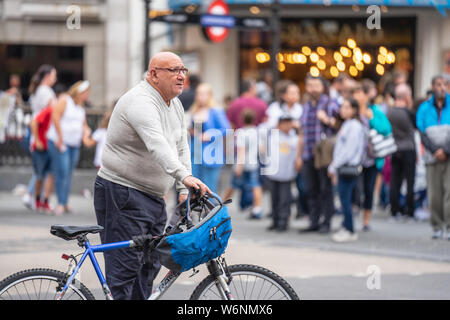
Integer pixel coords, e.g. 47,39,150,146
1,168,450,300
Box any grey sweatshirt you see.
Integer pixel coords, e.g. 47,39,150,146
98,80,192,198
328,119,365,175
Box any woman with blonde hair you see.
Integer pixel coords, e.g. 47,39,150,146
47,80,91,215
188,82,231,192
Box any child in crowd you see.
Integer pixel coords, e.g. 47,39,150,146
82,108,113,169
223,109,263,219
265,114,299,232
328,98,366,242
29,104,54,214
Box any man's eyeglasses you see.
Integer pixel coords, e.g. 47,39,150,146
154,67,189,76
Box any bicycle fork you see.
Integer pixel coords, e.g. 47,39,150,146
207,259,233,300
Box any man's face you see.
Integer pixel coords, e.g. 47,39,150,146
151,56,186,100
305,78,324,101
433,77,447,101
341,79,356,99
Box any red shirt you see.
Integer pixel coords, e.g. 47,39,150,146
32,106,52,151
226,96,268,129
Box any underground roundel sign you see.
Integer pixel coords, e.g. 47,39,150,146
205,0,230,43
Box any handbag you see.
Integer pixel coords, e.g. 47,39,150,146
313,135,336,169
313,98,338,169
337,164,363,178
368,129,397,158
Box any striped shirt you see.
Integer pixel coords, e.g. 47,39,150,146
300,94,340,160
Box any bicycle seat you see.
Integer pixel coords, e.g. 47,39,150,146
50,224,103,241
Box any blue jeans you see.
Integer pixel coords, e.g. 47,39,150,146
48,141,80,206
338,175,358,233
191,164,222,193
31,150,52,179
231,169,260,189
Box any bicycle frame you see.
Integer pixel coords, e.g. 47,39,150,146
56,191,233,300
57,238,132,300
56,237,232,300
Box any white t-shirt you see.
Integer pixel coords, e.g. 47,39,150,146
46,95,85,147
92,128,107,168
265,130,299,181
235,126,259,171
30,85,56,118
266,101,303,129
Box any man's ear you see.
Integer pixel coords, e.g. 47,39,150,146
147,69,157,83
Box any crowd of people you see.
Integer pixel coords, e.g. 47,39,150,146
181,70,450,243
2,63,450,244
1,65,111,216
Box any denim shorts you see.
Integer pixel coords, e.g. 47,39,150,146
232,169,260,189
32,150,52,179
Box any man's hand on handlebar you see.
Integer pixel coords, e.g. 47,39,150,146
182,175,212,197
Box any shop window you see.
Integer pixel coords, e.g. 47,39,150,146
6,45,23,59
58,46,84,60
240,17,415,94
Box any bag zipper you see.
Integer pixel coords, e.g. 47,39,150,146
209,217,231,241
214,217,231,229
219,229,232,238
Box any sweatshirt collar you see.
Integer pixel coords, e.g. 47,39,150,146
142,79,173,107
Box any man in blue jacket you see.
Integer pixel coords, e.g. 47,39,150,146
416,75,450,240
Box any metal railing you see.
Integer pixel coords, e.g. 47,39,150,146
0,105,104,169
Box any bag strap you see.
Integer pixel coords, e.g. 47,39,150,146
319,97,332,140
185,189,224,228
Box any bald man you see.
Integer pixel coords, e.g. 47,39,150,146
94,52,211,300
386,83,416,220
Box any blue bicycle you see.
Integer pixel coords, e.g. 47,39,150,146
0,192,299,300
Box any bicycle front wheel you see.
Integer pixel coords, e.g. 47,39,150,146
190,264,299,300
0,268,95,300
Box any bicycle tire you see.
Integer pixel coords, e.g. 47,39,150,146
0,268,95,300
190,264,299,300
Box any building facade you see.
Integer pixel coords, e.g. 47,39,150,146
0,0,152,108
2,0,449,108
152,0,450,104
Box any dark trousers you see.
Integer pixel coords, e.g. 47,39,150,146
390,150,416,217
295,172,309,216
338,175,358,233
361,165,378,210
354,164,378,210
268,178,292,229
94,176,167,300
303,159,335,228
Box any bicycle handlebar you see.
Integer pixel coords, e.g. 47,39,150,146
185,188,224,228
